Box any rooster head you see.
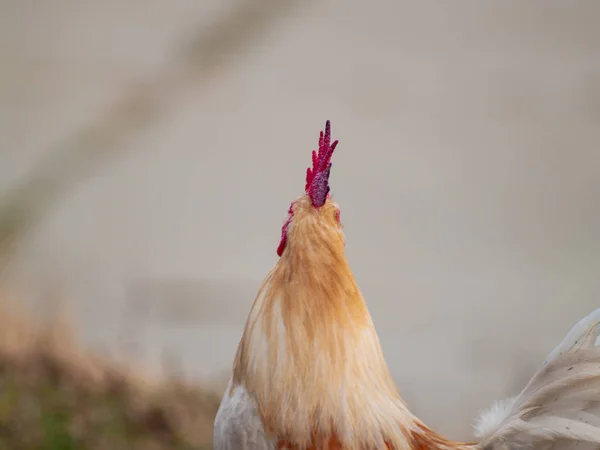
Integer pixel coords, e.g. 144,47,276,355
232,120,425,450
276,120,343,257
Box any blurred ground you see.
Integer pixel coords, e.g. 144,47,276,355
0,298,219,449
1,0,600,440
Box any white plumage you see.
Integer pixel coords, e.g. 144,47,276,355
475,308,600,450
213,381,276,450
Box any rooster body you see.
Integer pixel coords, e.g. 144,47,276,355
214,121,600,450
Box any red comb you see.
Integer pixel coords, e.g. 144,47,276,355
305,120,339,207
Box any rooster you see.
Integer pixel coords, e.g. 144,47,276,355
213,121,600,450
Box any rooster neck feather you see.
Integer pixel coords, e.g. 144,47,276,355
232,197,471,450
226,122,474,450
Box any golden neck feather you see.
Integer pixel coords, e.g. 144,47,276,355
232,196,474,450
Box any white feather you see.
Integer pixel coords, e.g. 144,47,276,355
475,308,600,450
213,380,276,450
473,396,518,439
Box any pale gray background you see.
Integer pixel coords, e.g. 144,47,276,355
1,0,600,439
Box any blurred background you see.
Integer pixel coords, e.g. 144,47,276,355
1,0,600,447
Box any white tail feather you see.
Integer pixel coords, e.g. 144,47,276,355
473,396,518,439
476,308,600,450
